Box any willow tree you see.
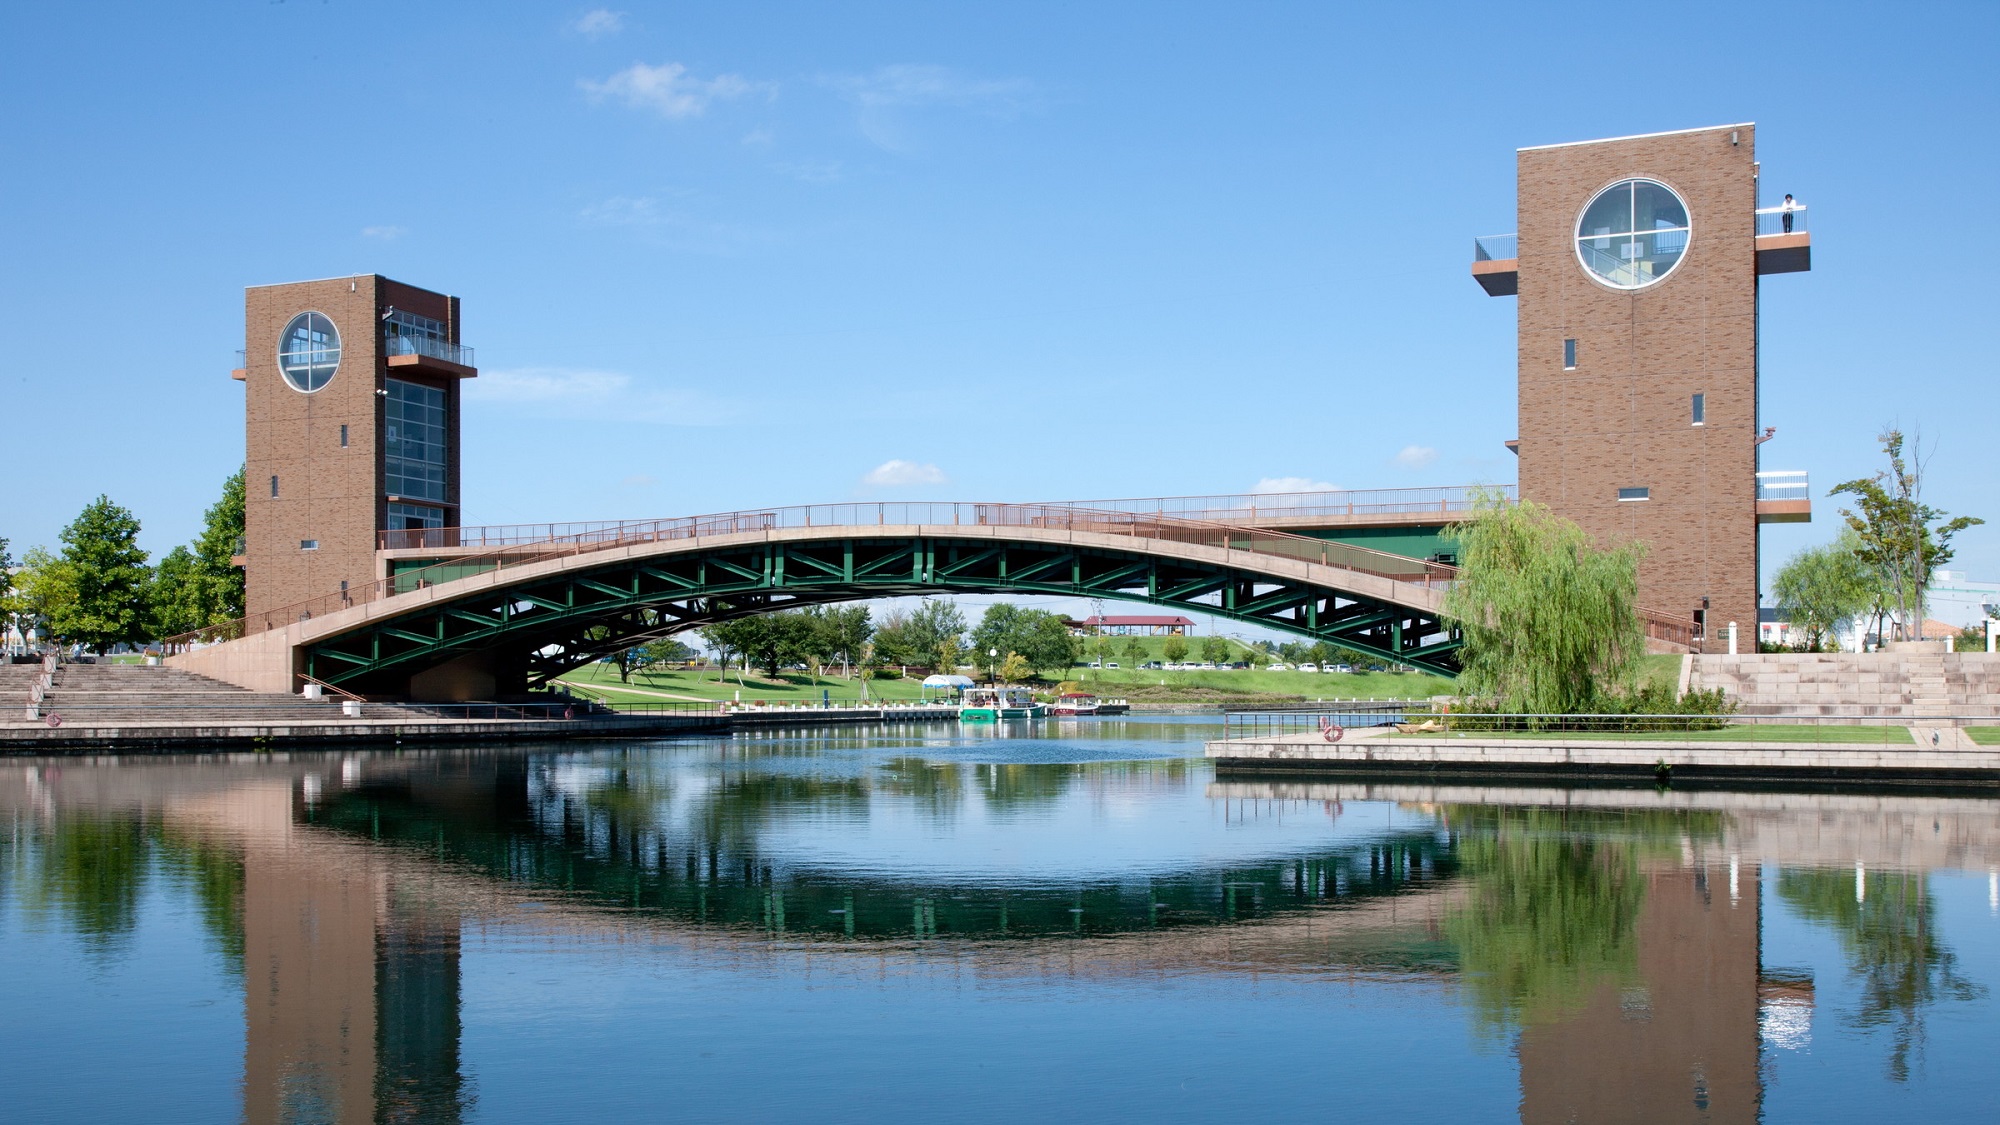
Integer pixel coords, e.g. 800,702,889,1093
1443,497,1644,714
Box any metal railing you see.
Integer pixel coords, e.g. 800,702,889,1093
1222,707,1997,747
1473,234,1518,261
174,503,1465,648
1756,470,1810,502
1755,204,1808,237
383,333,475,367
1027,484,1513,528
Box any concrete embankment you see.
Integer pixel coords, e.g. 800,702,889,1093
1207,728,2000,786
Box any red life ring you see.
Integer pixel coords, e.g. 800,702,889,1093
46,713,63,728
1319,717,1344,742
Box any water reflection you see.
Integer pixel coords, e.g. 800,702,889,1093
3,734,1998,1123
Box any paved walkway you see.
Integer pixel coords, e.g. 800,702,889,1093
555,679,713,703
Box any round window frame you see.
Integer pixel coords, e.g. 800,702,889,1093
1572,177,1693,292
276,310,342,394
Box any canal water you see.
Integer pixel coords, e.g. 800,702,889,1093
4,715,1998,1123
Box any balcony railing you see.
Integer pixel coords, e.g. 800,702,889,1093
1472,233,1518,262
1756,470,1810,502
1755,205,1808,237
383,333,475,368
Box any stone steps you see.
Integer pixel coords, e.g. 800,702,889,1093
1690,653,2000,718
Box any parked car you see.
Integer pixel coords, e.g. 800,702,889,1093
1087,660,1103,668
1266,663,1288,671
1105,662,1119,669
1296,662,1318,673
1329,663,1354,674
1140,661,1163,670
1199,661,1217,670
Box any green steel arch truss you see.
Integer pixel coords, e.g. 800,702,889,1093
304,534,1462,692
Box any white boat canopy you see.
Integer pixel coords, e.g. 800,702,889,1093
922,674,975,688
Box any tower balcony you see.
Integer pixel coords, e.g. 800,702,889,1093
1471,233,1518,296
383,333,477,378
1756,470,1812,523
1755,205,1810,274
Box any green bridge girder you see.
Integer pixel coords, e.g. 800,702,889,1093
308,534,1461,693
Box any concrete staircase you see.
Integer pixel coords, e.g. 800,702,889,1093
10,662,412,726
1688,652,2000,719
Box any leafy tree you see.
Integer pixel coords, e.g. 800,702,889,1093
812,605,873,677
640,637,696,666
1161,635,1189,664
52,496,153,652
1088,635,1112,673
970,603,1079,678
1200,634,1230,664
12,546,76,647
718,611,817,677
1120,635,1145,667
998,652,1032,683
1772,530,1878,652
1443,496,1644,715
150,546,203,639
188,469,246,624
910,599,966,669
1831,429,1983,641
870,608,917,667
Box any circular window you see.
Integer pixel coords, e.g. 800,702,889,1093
277,311,341,392
1575,178,1691,289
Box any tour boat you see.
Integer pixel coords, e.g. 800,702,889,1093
1092,698,1131,715
1050,692,1100,716
959,686,1047,722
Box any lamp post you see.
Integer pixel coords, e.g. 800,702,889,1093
989,647,999,683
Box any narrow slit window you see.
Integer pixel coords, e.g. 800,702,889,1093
300,539,319,550
270,475,279,498
1691,393,1705,425
1617,487,1651,502
339,424,349,447
1563,338,1578,369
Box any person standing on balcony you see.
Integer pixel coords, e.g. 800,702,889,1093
1781,193,1800,233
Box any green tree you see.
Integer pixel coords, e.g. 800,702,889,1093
1772,530,1877,652
1161,635,1189,664
970,603,1077,679
53,496,153,652
11,546,76,647
1120,635,1145,667
640,637,696,666
150,545,203,639
908,598,966,669
870,608,917,666
720,611,817,677
1088,635,1112,674
1443,496,1644,715
1831,429,1983,641
1200,634,1230,664
998,652,1032,683
814,605,873,677
189,469,247,625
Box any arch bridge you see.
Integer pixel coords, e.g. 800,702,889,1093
175,503,1465,699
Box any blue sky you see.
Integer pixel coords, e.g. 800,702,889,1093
3,0,1995,594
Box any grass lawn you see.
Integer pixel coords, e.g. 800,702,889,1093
1395,723,1916,745
1966,727,2000,746
558,663,932,704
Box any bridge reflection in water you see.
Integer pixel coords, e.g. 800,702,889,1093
6,745,1996,1123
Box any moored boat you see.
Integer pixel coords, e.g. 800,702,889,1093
959,686,1048,722
1092,698,1131,715
1050,692,1100,716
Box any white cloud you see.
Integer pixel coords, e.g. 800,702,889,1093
740,128,776,147
863,459,947,487
361,225,405,240
1250,477,1341,494
576,195,779,254
826,64,1035,151
581,61,769,119
471,367,732,425
1394,445,1439,470
572,8,624,39
770,159,843,183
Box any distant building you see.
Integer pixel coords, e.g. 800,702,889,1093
1065,615,1194,637
1929,571,2000,632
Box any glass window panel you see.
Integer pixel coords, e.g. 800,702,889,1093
277,311,341,392
384,379,448,502
1633,181,1689,231
1578,182,1633,238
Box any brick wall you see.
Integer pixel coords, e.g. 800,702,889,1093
1514,125,1761,653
